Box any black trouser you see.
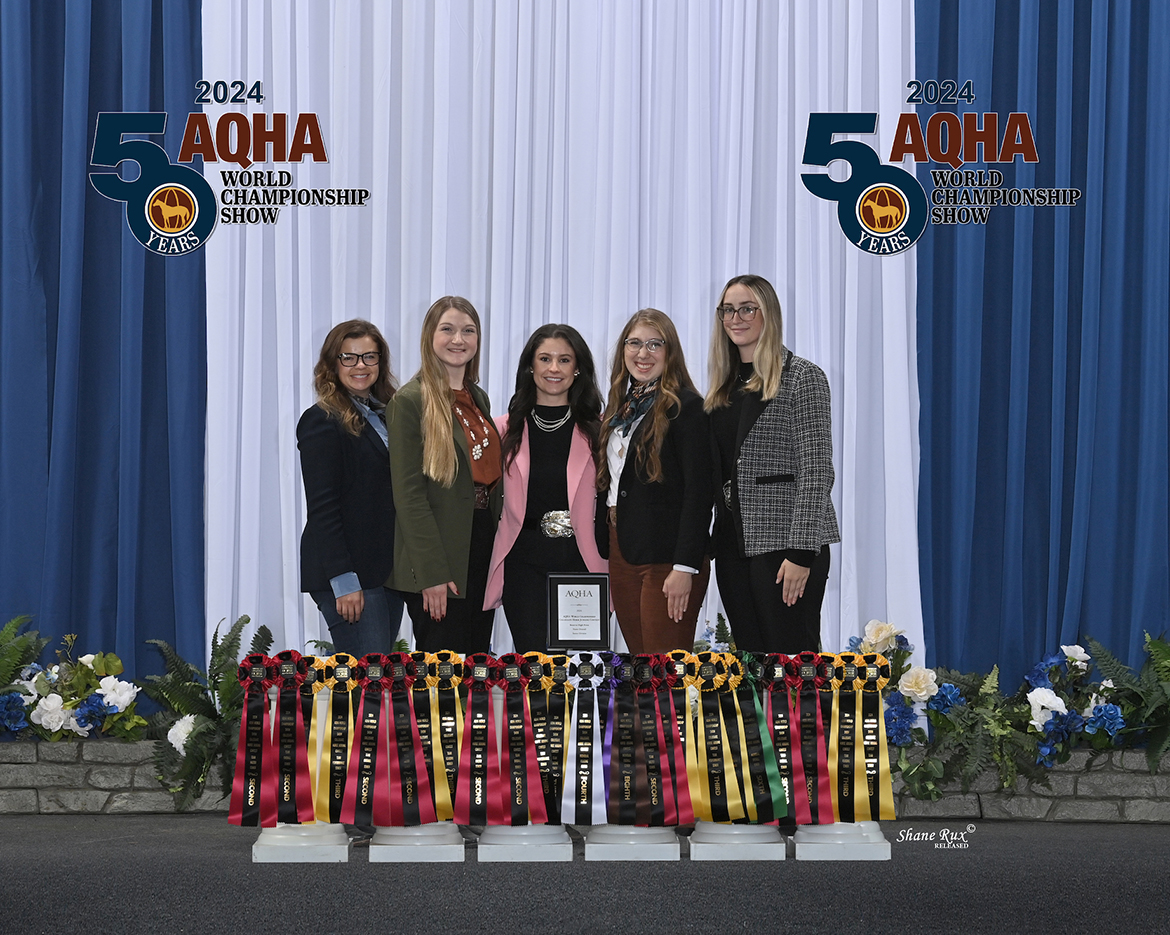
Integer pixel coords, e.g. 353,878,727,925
404,508,497,654
714,545,830,655
501,529,587,652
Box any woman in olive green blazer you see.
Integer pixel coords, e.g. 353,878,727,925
387,296,502,652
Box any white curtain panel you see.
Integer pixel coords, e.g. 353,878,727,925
202,0,924,665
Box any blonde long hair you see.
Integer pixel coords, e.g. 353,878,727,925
704,274,785,411
599,309,697,488
416,296,483,487
313,319,396,435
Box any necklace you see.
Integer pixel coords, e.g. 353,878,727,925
531,407,572,433
454,400,493,460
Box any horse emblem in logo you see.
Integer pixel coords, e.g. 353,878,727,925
857,185,908,235
147,185,199,235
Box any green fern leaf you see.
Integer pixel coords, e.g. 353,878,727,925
1085,637,1141,692
248,624,274,656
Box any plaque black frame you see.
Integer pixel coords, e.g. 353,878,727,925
546,573,610,652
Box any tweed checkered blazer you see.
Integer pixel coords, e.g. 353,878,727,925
736,348,840,556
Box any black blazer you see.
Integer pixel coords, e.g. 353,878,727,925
297,403,395,593
607,388,713,568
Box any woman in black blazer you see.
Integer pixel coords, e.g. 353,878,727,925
598,308,712,653
705,274,840,654
298,319,403,656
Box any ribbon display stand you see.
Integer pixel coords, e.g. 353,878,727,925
793,821,891,860
688,821,787,861
583,824,680,861
475,681,573,862
369,822,466,862
252,822,351,862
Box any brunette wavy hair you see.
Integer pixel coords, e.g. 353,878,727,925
312,319,397,436
598,308,697,488
500,324,603,469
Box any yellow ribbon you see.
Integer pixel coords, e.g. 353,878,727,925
860,653,895,821
315,653,359,822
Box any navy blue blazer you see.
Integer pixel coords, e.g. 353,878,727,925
297,403,395,593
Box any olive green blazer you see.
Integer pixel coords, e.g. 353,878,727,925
385,378,501,596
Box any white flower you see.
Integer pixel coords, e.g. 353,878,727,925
1061,644,1090,671
863,620,904,654
97,676,138,713
31,693,68,732
1027,687,1068,730
899,666,939,702
12,680,38,705
66,713,90,737
1101,679,1115,689
168,714,198,755
78,653,96,668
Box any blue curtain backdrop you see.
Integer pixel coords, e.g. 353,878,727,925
0,0,205,677
917,0,1169,689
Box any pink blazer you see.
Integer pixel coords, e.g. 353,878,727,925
483,416,607,609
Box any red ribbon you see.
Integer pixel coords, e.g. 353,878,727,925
453,653,503,825
784,651,833,824
496,653,548,825
228,653,278,827
272,650,316,824
340,653,393,827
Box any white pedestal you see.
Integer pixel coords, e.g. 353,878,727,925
688,820,787,861
793,820,891,860
584,824,680,861
476,823,574,862
368,821,467,862
251,822,351,863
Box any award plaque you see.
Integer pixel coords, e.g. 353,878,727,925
546,573,609,651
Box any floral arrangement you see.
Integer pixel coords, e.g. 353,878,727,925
140,615,272,810
0,624,146,741
873,622,1160,800
693,614,734,653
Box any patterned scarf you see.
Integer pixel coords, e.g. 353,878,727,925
609,378,659,438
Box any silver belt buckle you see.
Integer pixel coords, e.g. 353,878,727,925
540,510,574,538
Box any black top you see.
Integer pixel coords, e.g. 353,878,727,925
711,362,815,567
522,406,574,527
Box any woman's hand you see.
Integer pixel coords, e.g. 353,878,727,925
336,590,364,624
422,581,459,621
662,570,693,622
776,560,809,606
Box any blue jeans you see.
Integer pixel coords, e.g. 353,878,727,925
310,586,405,657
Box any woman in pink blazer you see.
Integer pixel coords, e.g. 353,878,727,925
484,324,606,651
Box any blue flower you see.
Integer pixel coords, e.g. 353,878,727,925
74,693,116,731
894,634,913,652
927,683,966,714
1025,652,1068,690
847,635,864,652
18,663,43,681
1084,703,1125,738
884,691,918,747
0,692,29,733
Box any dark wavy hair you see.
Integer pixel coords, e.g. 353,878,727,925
500,324,603,468
313,319,397,436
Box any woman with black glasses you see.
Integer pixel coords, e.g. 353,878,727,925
599,309,712,653
298,319,403,656
705,275,839,654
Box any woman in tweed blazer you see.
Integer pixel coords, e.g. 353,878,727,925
704,274,840,653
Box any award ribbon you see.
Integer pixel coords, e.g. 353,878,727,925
316,654,359,823
384,653,437,825
667,650,702,817
606,657,643,825
272,650,316,824
410,650,438,808
692,652,745,823
228,653,277,827
340,653,393,827
300,655,324,808
453,653,502,826
785,651,833,824
561,652,608,825
494,653,549,825
632,655,672,826
716,654,752,819
733,652,787,823
828,652,864,823
524,651,566,823
860,653,896,821
423,651,464,820
761,654,796,821
657,653,694,825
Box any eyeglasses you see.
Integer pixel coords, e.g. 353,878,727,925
338,352,381,367
623,338,666,354
716,305,760,321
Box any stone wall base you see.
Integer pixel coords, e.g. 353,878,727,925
0,740,228,814
894,749,1170,822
